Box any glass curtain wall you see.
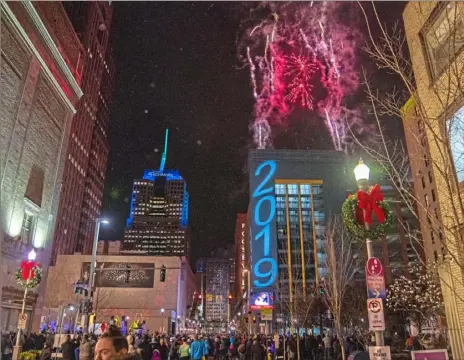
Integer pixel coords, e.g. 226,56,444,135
275,181,325,302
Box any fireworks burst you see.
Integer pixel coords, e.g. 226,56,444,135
238,2,364,151
284,54,316,109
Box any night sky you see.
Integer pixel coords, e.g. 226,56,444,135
100,2,406,262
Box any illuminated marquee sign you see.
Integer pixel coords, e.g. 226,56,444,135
143,169,182,181
250,160,278,290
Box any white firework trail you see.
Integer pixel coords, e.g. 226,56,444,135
247,47,258,99
324,108,340,151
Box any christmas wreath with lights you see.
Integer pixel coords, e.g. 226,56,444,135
15,261,43,289
342,184,393,240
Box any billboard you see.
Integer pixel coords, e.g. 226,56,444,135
249,159,278,291
82,262,154,288
250,291,274,310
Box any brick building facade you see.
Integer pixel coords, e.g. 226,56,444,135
51,2,115,264
1,1,82,331
403,2,464,356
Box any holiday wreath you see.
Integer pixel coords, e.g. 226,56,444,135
15,261,43,289
342,184,393,240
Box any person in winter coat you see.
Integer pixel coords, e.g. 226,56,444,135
80,335,92,360
178,340,190,360
138,336,153,360
189,336,204,360
40,342,52,360
2,332,13,360
62,335,76,360
159,339,169,360
251,340,265,360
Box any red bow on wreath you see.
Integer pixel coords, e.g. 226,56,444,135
356,184,386,225
20,261,36,281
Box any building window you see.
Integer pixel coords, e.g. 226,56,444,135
422,2,464,79
447,106,464,183
428,171,433,183
21,211,35,245
421,177,426,188
431,188,436,202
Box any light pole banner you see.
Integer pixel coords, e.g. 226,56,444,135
249,159,278,291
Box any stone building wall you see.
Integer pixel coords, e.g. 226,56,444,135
1,1,82,332
42,255,195,333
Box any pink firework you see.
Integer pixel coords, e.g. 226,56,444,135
238,2,365,151
284,54,316,109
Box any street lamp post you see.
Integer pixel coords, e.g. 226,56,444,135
12,249,37,360
354,159,385,346
161,308,165,333
85,218,109,333
244,269,252,335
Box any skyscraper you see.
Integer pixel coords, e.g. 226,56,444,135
1,1,83,331
50,2,114,264
122,130,190,257
248,150,348,310
204,253,230,333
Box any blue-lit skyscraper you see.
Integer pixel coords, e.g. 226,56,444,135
122,131,190,257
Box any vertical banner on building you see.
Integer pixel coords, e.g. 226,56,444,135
249,159,278,292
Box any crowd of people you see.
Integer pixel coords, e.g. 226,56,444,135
2,327,369,360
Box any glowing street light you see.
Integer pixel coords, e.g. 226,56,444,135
28,249,37,261
354,159,370,182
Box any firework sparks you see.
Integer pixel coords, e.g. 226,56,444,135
284,54,316,109
239,2,363,150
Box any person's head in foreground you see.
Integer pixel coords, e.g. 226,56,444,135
95,325,129,360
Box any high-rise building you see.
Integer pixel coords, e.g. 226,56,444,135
401,99,442,265
122,130,190,256
1,1,83,331
204,256,230,332
50,2,114,264
403,2,464,355
364,167,423,284
248,150,348,312
234,213,249,299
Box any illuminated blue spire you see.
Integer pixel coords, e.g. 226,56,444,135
159,129,169,172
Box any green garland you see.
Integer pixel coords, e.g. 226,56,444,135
15,264,43,289
342,195,393,240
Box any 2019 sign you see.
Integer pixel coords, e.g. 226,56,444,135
251,160,278,289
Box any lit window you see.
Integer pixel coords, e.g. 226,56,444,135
447,106,464,183
21,211,35,245
422,2,464,79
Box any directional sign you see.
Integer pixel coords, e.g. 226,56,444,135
366,257,386,299
367,298,385,331
18,313,27,330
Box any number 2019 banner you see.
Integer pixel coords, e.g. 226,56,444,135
250,160,278,291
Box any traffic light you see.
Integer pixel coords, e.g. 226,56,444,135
245,317,249,323
228,295,232,304
252,316,256,324
160,265,166,282
74,283,88,296
317,285,325,296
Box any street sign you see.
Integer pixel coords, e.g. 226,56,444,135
369,346,391,360
366,257,386,299
261,309,273,321
367,298,385,331
18,313,27,329
411,350,448,360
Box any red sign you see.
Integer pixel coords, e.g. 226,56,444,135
366,257,384,276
